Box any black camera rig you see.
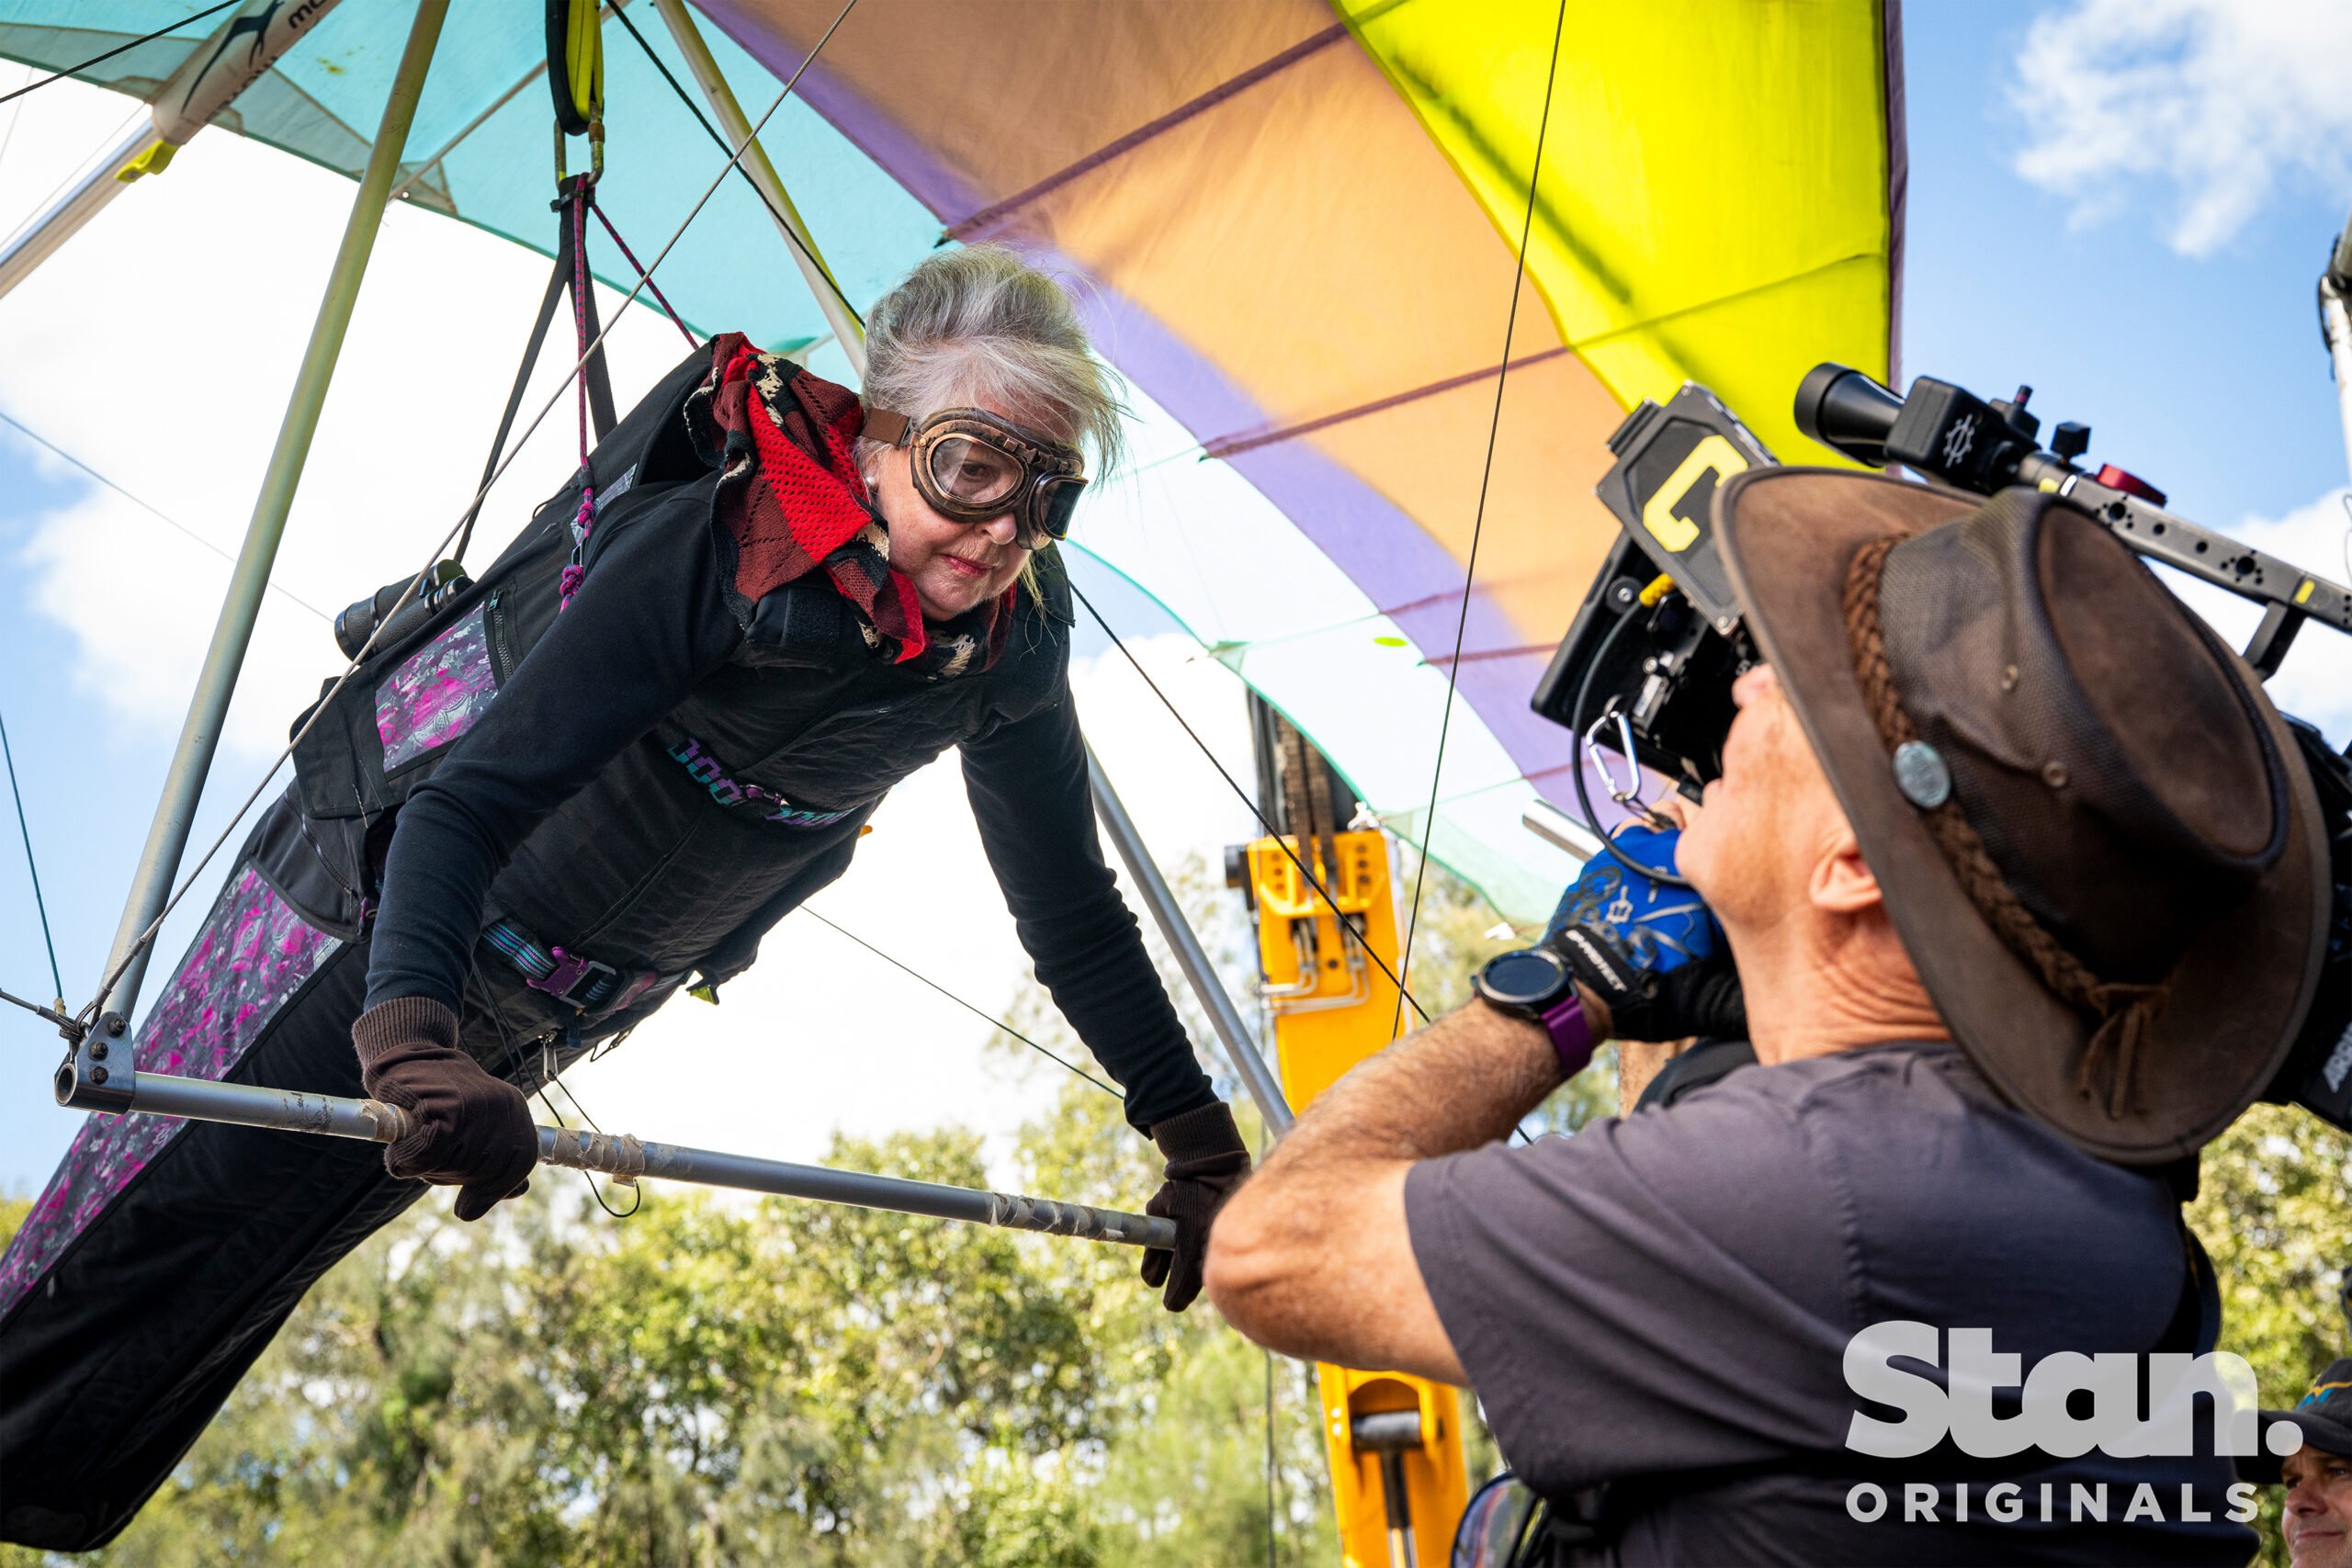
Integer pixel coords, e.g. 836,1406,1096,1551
1530,363,2352,1127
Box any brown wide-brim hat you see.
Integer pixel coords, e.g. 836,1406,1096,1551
1713,468,2330,1164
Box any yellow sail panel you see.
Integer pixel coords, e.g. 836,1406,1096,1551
1342,0,1899,457
703,0,1900,914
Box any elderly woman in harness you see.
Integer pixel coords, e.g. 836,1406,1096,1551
0,246,1248,1552
354,248,1248,1259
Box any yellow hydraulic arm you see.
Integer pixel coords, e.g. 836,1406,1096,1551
1229,711,1468,1568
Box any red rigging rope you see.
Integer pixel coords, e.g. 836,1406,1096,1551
76,0,865,1028
590,201,697,349
560,182,599,607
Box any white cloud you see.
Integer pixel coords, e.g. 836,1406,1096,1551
2154,485,2352,743
2009,0,2352,255
0,84,691,765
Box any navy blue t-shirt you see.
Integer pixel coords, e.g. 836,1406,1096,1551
1406,1041,2256,1565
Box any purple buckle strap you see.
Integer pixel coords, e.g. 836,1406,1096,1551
528,946,617,1009
484,918,685,1017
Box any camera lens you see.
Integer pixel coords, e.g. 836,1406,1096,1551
1794,363,1905,467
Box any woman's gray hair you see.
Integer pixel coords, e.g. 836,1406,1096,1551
855,244,1127,481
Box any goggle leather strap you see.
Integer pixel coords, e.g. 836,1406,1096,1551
861,406,911,446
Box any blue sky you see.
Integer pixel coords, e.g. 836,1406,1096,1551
2,2,2348,1194
1902,3,2350,526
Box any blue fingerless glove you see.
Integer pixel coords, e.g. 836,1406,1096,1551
1543,823,1722,973
1543,825,1746,1043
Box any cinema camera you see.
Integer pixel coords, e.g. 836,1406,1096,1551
1530,366,2352,1127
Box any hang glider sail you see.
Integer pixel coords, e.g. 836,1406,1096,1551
0,0,1899,925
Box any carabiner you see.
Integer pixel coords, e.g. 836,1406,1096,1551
1582,703,1674,830
1582,703,1645,809
553,118,605,189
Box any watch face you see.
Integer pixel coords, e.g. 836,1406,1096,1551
1479,948,1568,1010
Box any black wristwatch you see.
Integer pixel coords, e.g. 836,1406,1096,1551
1474,946,1596,1077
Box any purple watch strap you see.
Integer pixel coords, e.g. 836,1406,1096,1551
1540,988,1597,1079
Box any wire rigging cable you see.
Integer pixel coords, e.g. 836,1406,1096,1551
0,705,62,1004
0,409,334,623
79,0,864,1028
606,0,865,333
0,983,74,1028
537,1071,644,1218
800,907,1124,1100
0,0,240,109
0,102,142,254
0,62,33,176
1067,579,1431,1027
1391,0,1571,1036
1263,1348,1279,1568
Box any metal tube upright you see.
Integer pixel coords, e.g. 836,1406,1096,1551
0,0,353,301
651,0,867,378
1087,749,1295,1134
94,0,452,1021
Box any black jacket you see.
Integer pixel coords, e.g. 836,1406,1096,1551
362,419,1214,1132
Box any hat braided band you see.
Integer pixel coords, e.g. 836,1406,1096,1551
1842,535,2165,1119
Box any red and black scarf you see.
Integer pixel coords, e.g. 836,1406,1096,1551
685,333,1010,678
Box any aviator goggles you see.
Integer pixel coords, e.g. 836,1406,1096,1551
863,406,1087,545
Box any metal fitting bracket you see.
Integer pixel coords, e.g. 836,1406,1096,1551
55,1010,136,1113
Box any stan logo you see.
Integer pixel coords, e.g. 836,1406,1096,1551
1840,1325,2283,1529
1844,1323,2297,1461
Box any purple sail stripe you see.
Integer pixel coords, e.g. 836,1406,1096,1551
375,607,497,770
696,4,990,223
0,868,339,1320
1038,254,1584,797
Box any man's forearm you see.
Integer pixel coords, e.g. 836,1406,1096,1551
1262,1000,1562,1175
1203,998,1569,1377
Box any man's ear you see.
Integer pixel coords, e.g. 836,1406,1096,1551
1809,820,1882,916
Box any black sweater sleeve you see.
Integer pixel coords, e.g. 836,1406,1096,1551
366,498,741,1011
960,689,1218,1134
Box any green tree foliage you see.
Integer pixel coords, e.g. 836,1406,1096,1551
56,853,2351,1563
0,1106,1336,1568
0,846,1603,1565
2189,1104,2352,1566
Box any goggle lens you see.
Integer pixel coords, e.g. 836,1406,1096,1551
924,435,1023,509
1034,475,1084,542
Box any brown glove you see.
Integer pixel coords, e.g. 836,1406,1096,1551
354,997,537,1223
1140,1100,1251,1312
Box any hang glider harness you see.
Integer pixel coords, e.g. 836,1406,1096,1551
0,0,1171,1252
1,0,1507,1248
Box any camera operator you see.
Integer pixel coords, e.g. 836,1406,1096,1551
1205,472,2332,1564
